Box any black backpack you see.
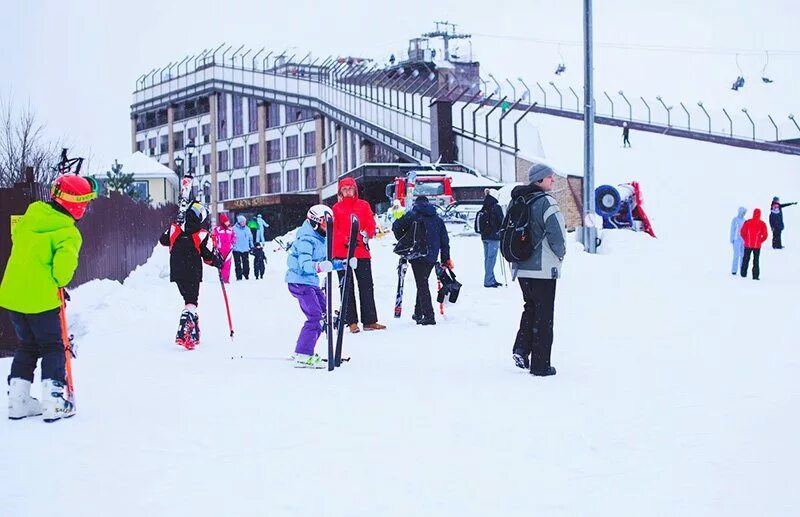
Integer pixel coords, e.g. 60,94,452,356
393,218,429,260
474,208,493,238
499,193,546,262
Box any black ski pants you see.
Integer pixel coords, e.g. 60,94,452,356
176,279,200,306
771,226,782,248
513,278,557,373
411,259,435,320
337,258,378,325
741,248,761,279
7,309,66,384
233,251,250,280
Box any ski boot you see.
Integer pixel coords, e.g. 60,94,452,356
294,353,325,369
176,309,200,350
8,378,43,420
41,379,76,423
513,351,530,370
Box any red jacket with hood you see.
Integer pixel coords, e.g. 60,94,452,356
740,208,769,249
332,178,376,259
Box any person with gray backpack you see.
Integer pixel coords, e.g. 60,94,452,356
500,163,567,377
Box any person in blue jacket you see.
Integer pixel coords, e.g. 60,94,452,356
392,196,452,325
286,205,354,368
730,207,746,275
232,215,254,280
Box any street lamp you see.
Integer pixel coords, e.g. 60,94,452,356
185,139,196,177
174,156,184,177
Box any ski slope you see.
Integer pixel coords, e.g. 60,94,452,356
2,122,799,516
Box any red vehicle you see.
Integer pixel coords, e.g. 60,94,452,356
385,171,455,209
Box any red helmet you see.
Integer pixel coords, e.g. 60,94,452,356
51,174,97,220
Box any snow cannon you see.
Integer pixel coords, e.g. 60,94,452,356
594,181,655,237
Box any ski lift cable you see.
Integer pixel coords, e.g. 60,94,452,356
470,32,800,57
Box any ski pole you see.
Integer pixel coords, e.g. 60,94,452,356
500,258,509,287
58,288,76,403
218,271,234,339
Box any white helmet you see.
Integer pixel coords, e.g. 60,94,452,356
307,204,333,225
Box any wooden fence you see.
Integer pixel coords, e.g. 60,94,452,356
1,177,176,356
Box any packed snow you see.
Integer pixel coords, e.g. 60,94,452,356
2,120,799,516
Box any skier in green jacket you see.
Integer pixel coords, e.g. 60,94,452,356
0,173,96,422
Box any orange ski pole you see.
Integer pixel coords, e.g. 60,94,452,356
58,289,75,402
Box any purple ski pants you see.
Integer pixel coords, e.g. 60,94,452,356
288,283,327,356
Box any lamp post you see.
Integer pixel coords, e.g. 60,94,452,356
185,139,196,177
174,156,184,178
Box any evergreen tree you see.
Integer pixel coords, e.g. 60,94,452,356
97,160,151,203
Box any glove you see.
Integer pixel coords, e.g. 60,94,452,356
360,230,370,251
211,250,224,269
315,261,333,273
445,259,455,270
331,257,359,271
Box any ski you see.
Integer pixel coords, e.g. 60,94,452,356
176,172,194,226
325,212,335,371
334,214,360,368
394,258,408,318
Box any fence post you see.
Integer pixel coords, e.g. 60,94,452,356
618,91,632,120
789,114,800,135
484,96,507,142
549,82,563,110
767,115,779,141
513,103,537,152
742,108,755,140
680,102,691,131
568,87,580,112
640,97,651,124
698,101,711,133
603,91,614,118
722,108,733,136
656,96,671,127
536,82,547,108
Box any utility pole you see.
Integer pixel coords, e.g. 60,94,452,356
583,0,598,253
423,21,471,62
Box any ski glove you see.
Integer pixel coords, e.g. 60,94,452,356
316,258,358,273
445,259,455,270
360,230,370,251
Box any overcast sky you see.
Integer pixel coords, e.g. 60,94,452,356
3,0,798,172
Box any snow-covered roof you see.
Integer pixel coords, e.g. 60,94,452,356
123,152,179,186
446,171,502,188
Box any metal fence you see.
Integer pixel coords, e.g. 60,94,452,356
1,182,176,356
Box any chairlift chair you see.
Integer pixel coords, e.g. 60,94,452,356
554,46,566,75
731,54,745,91
761,50,774,83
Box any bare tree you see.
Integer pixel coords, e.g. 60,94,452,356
0,96,62,187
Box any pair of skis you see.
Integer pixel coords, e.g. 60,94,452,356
326,213,359,371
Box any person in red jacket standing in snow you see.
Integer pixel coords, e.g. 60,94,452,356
740,208,769,280
332,177,386,333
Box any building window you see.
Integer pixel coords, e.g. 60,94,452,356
288,107,314,123
136,140,144,152
202,153,210,174
173,131,184,151
217,93,227,139
341,131,348,171
232,94,243,137
286,135,298,158
266,138,281,161
267,103,280,128
303,132,316,155
190,156,198,172
248,98,258,132
249,175,260,196
327,158,335,183
132,181,149,200
218,180,229,201
202,124,210,144
233,177,245,198
148,137,156,155
218,150,229,171
159,135,168,154
188,127,197,142
232,147,244,169
286,169,299,192
267,172,281,193
350,133,357,169
203,182,210,201
304,166,316,189
249,143,259,167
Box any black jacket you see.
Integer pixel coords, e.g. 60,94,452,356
475,195,504,241
159,214,219,283
392,198,450,265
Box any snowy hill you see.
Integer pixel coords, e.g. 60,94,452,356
2,120,800,515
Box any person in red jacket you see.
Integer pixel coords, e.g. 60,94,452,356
332,177,386,332
739,208,769,280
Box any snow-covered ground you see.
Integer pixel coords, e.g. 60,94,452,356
2,119,799,515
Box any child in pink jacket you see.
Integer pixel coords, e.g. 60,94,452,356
212,213,236,283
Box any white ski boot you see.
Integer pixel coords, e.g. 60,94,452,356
8,378,43,420
294,353,325,369
41,379,76,423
